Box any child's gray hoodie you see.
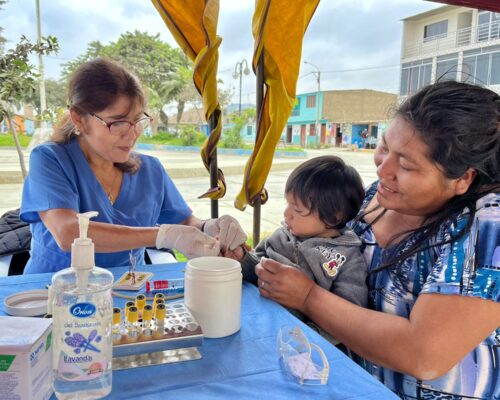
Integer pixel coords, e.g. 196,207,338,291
241,227,368,307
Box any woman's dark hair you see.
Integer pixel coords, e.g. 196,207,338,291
285,155,365,229
372,80,500,271
51,58,146,173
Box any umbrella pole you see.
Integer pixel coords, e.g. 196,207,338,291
209,115,219,218
253,53,265,245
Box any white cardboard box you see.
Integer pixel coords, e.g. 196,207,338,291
0,317,53,400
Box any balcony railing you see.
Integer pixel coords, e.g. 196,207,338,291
403,21,500,59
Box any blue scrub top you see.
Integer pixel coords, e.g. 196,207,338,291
20,138,192,274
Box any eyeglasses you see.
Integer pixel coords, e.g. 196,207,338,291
91,112,153,136
278,325,329,385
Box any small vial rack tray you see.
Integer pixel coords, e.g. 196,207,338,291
112,302,203,358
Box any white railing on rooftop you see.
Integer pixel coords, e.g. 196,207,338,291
403,21,500,59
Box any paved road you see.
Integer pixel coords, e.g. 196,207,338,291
0,147,377,236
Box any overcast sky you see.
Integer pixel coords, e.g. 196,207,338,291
2,0,441,107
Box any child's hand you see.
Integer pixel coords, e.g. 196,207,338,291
256,258,315,312
222,245,245,261
222,243,250,261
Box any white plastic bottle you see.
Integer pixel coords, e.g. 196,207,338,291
51,212,114,399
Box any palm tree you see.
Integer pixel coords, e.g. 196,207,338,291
159,66,198,126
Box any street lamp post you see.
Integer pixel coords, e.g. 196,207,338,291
233,59,250,115
36,0,47,128
303,60,321,147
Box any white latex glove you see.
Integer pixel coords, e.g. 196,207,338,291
203,215,247,251
156,225,220,259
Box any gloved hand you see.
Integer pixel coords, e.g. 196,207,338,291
203,215,247,251
156,225,220,259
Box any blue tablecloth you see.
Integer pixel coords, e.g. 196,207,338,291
0,264,398,399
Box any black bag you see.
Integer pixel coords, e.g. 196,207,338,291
0,208,31,275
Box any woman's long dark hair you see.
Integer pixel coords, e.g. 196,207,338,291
371,80,500,271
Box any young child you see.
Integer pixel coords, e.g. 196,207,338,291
226,155,368,313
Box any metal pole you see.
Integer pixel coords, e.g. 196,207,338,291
253,55,264,246
316,70,321,146
234,60,249,116
303,61,321,147
35,0,47,129
238,64,243,115
209,114,218,218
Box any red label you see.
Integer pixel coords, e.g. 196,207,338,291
154,280,169,289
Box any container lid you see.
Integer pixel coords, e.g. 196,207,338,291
113,307,122,325
127,306,138,323
0,316,52,349
142,305,153,321
187,257,241,273
3,289,49,317
155,303,166,320
135,294,146,309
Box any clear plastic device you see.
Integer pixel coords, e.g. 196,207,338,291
278,325,330,385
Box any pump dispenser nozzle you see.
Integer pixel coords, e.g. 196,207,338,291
72,211,99,290
77,211,97,239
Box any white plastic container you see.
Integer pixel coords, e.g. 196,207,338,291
185,257,242,338
0,317,53,400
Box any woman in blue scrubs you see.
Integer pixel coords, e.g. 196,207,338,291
20,58,246,274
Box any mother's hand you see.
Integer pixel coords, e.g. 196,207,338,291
255,258,315,312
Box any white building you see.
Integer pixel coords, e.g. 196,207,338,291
400,6,500,96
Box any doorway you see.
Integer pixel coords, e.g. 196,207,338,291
286,125,292,143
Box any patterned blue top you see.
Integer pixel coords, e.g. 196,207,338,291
350,182,500,400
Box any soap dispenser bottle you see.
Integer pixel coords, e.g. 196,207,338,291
51,211,114,400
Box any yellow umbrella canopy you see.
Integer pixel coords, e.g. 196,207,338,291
152,0,226,200
234,0,320,210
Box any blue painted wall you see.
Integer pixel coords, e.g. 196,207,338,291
201,124,210,136
221,91,328,145
25,120,35,135
288,91,323,125
287,92,328,146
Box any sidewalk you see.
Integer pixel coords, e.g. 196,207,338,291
0,144,375,183
0,146,308,183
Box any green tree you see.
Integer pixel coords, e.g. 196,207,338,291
101,31,187,93
61,31,193,133
162,65,198,125
31,78,66,120
60,40,104,82
222,108,256,149
178,125,205,146
217,80,234,110
158,64,194,127
0,35,59,178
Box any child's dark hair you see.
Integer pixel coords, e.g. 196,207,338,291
285,156,365,229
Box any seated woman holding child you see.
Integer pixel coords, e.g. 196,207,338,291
251,81,500,399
